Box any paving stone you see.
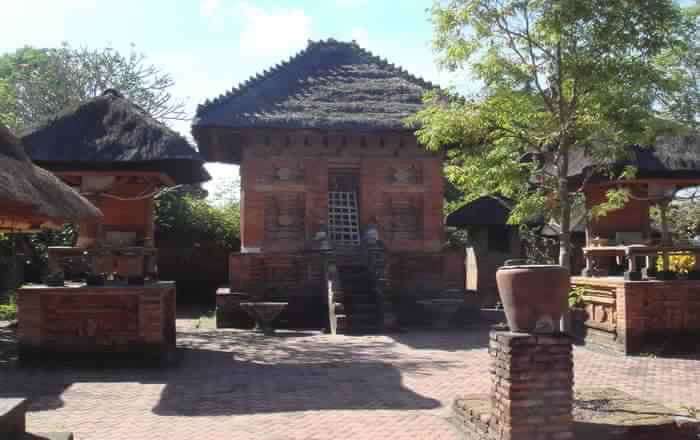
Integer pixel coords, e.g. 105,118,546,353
0,322,698,440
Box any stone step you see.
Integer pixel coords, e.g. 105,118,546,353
0,398,28,440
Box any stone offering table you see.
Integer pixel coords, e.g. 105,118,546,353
239,302,287,335
17,281,176,366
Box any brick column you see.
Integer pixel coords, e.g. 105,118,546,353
489,331,574,440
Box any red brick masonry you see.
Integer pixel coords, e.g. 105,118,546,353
17,281,176,365
571,276,700,353
453,331,574,440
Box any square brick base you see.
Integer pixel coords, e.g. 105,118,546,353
452,331,574,440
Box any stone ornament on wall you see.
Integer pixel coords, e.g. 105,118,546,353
257,164,305,184
264,193,305,240
382,195,423,240
387,164,422,184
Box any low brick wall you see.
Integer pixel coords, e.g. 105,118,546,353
228,252,327,329
17,282,176,365
571,276,700,354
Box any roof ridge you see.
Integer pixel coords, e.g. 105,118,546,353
195,38,437,117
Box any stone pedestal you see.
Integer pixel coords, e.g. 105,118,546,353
453,331,574,440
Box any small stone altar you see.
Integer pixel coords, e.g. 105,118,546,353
239,302,288,335
17,281,176,366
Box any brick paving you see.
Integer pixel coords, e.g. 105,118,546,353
0,322,698,440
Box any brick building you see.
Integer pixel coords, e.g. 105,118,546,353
194,40,467,332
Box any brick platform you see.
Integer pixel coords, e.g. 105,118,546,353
17,282,176,366
571,276,700,354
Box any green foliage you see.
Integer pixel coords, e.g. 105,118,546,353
568,285,585,309
156,190,240,250
0,292,17,321
0,43,186,129
651,201,700,241
414,0,693,265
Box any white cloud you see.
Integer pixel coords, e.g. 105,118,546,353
235,2,312,53
200,0,221,17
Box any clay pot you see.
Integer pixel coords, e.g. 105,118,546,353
495,264,570,333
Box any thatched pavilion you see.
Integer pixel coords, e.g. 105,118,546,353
21,89,210,278
194,39,468,332
0,123,101,232
569,134,700,354
14,91,208,365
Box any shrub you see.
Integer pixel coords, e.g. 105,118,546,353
0,292,16,321
656,254,696,274
155,191,240,250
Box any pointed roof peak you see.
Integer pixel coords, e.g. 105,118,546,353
194,39,438,131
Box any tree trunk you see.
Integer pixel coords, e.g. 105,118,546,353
558,149,572,333
558,151,571,270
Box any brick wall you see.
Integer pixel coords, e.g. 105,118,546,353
17,283,176,364
228,252,327,328
572,277,700,354
237,130,444,253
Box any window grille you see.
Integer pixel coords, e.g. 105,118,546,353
328,191,360,246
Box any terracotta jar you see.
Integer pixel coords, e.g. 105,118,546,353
495,264,570,333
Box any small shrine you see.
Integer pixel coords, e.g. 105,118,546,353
194,40,468,333
15,90,209,364
570,135,700,354
22,89,210,283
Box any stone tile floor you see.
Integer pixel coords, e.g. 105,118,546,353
0,321,698,440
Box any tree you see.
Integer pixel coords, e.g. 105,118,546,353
155,190,241,250
657,1,699,128
413,0,694,268
0,44,186,130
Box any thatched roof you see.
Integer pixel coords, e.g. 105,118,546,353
193,39,436,135
21,90,210,185
446,197,515,227
0,124,102,229
567,134,700,183
446,196,550,231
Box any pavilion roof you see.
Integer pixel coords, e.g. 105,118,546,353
192,39,438,161
0,123,102,230
568,134,700,183
21,90,210,185
446,196,516,227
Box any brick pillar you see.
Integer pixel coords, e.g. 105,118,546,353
489,331,574,440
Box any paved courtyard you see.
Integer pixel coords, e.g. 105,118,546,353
1,321,699,440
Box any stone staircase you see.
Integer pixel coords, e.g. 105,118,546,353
336,265,382,333
0,398,73,440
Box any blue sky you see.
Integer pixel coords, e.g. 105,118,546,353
3,0,694,201
3,0,467,201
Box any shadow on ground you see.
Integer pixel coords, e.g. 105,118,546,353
0,326,490,417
